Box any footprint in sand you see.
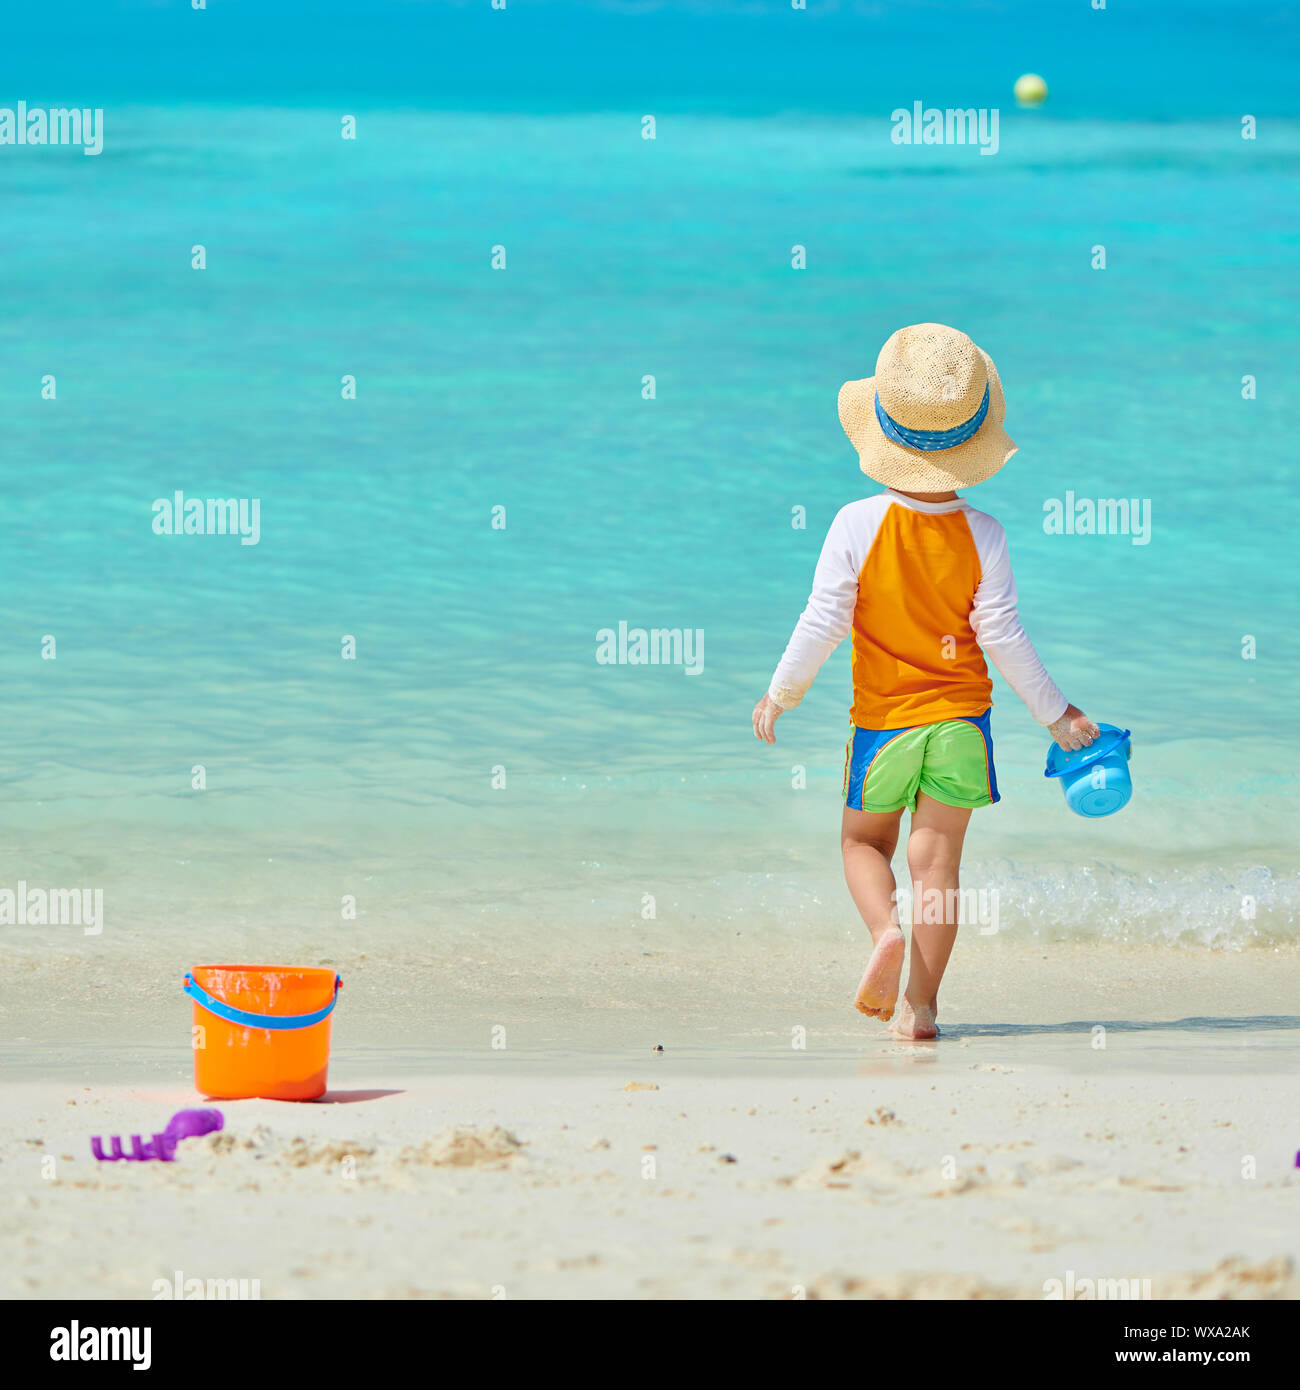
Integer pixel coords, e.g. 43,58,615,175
403,1126,523,1168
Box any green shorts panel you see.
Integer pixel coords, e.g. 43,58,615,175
844,713,999,813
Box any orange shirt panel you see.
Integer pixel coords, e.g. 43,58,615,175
850,505,993,729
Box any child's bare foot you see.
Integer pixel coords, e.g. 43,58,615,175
853,927,904,1021
888,998,939,1040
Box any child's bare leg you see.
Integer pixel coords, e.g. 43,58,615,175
841,805,905,1019
891,793,972,1040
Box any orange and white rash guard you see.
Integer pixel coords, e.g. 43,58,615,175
768,490,1068,730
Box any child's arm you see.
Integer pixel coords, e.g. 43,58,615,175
970,523,1099,751
754,508,859,743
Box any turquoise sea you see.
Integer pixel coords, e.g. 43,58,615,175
1,0,1298,970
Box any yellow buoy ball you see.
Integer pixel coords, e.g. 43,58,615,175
1014,73,1048,106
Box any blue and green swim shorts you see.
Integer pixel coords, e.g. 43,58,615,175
843,709,1000,813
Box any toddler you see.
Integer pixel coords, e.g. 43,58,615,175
753,324,1097,1039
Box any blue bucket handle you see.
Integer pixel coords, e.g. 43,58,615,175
1044,726,1132,780
183,972,342,1030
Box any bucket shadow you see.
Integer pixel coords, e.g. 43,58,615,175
315,1088,405,1104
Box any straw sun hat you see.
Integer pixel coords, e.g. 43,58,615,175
837,323,1017,491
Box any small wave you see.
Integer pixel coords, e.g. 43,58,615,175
690,860,1300,952
966,861,1297,949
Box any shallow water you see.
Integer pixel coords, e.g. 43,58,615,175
1,2,1297,972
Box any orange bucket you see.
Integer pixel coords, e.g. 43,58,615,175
183,964,342,1101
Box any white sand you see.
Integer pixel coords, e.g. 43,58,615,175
3,944,1298,1299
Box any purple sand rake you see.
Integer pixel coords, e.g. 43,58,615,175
91,1107,224,1162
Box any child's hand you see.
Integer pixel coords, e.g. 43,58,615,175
1048,704,1100,752
752,694,784,744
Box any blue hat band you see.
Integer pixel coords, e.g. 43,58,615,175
874,384,990,452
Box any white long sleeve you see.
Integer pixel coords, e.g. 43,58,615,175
767,505,861,710
965,514,1069,726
